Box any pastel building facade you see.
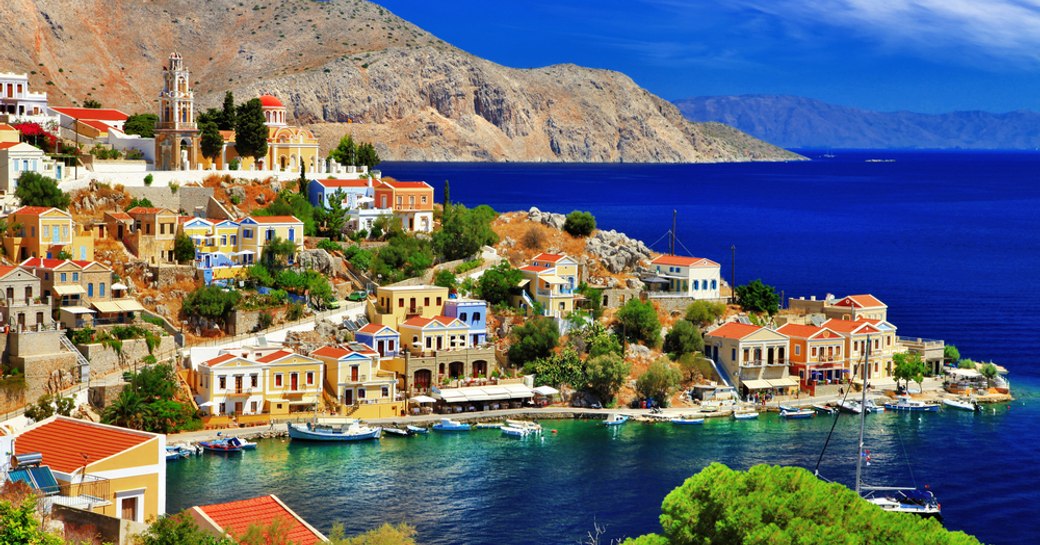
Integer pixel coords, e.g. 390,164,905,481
374,179,434,232
704,322,797,398
520,253,578,318
2,206,93,262
0,124,65,194
372,284,449,329
777,323,847,386
443,298,488,346
0,73,49,118
312,344,401,418
647,254,721,299
399,315,471,354
354,323,400,358
196,350,325,417
237,215,304,264
125,206,179,264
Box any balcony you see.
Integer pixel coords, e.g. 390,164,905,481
740,359,788,368
404,306,424,317
48,474,111,511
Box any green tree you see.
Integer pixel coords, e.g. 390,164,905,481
82,98,102,108
255,190,315,235
616,299,661,346
563,210,596,237
173,232,196,264
124,113,158,138
683,300,726,327
357,141,380,170
508,317,560,366
957,358,977,369
14,171,70,209
588,330,623,358
476,262,523,305
136,512,236,545
102,389,150,430
433,204,498,261
676,352,714,382
219,91,237,130
328,522,419,545
329,133,357,166
980,363,999,385
342,245,373,272
523,349,585,389
0,496,66,545
623,463,982,545
944,344,961,365
586,353,630,405
735,278,780,315
433,269,457,291
182,286,241,327
371,235,434,283
893,352,926,391
635,357,681,406
318,190,347,240
663,320,703,358
262,236,297,269
234,98,269,163
199,121,224,163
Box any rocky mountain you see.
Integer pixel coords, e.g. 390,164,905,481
0,0,800,162
674,95,1040,149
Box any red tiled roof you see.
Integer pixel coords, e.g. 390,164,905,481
258,95,284,108
822,318,880,335
778,323,842,340
20,257,69,270
379,180,432,190
358,323,394,335
202,353,238,368
256,350,294,363
244,215,301,224
12,206,55,216
14,416,156,474
311,346,351,359
651,255,720,268
0,142,22,150
315,178,368,188
105,212,133,221
50,107,129,122
0,265,18,278
835,294,886,309
0,123,16,131
519,265,545,273
532,252,566,263
706,322,764,340
126,207,165,215
80,119,113,133
401,316,433,327
194,495,324,545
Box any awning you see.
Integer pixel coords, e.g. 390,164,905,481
481,386,511,400
435,384,535,403
411,395,437,404
92,301,122,313
111,282,128,290
767,377,800,388
947,368,982,379
541,274,566,285
501,384,534,398
54,284,86,296
533,385,560,396
741,379,773,390
113,299,145,312
438,390,467,403
61,306,95,315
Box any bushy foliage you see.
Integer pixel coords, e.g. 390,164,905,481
23,393,74,422
524,349,584,389
476,262,522,305
124,113,158,138
329,133,358,165
234,98,269,160
676,352,714,382
433,269,457,290
433,203,498,260
173,232,196,264
103,364,199,433
136,513,235,545
125,196,154,211
317,239,343,253
944,344,961,364
328,522,419,545
623,463,982,545
508,317,560,366
563,210,596,237
735,279,780,315
182,286,241,327
261,236,298,269
684,300,726,327
199,121,224,161
616,299,662,346
588,329,623,358
342,244,374,272
893,352,926,390
585,353,631,405
663,320,703,358
371,235,434,283
0,496,65,545
315,189,347,240
635,357,681,406
254,190,315,235
14,171,70,209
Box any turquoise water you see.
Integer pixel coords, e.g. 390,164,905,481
167,390,1036,544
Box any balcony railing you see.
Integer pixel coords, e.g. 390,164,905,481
741,359,788,368
48,474,111,511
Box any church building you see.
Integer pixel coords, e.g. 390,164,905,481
200,94,320,173
154,53,200,171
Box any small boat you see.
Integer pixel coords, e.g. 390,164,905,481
779,406,814,419
382,427,414,437
432,418,471,432
227,437,256,450
884,395,940,412
603,413,629,426
733,410,759,420
839,398,885,414
286,421,382,442
942,397,980,412
475,422,504,429
406,425,429,434
670,415,705,425
812,404,837,415
199,439,244,453
501,425,532,438
504,419,543,434
165,445,192,461
864,489,942,518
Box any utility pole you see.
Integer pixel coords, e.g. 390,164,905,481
670,209,676,255
730,244,736,304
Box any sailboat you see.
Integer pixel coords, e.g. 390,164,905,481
818,336,942,518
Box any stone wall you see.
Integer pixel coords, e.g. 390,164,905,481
0,376,26,415
89,382,127,410
649,295,728,314
77,336,178,378
228,309,263,337
598,288,640,309
125,186,213,215
53,504,149,545
150,264,196,288
13,352,78,400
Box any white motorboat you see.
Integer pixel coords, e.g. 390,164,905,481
287,421,382,442
501,425,532,438
603,413,629,426
504,419,543,434
732,410,759,420
942,397,980,412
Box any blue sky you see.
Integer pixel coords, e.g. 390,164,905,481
377,0,1040,114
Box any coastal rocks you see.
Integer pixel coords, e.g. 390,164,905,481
228,186,247,204
527,207,566,230
625,344,652,361
586,229,654,274
296,249,339,277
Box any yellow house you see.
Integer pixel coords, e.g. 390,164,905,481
312,344,402,418
3,206,94,262
196,350,324,417
199,95,320,172
125,206,179,264
255,350,325,416
372,284,449,329
13,416,165,523
520,252,578,318
237,215,304,265
399,315,470,354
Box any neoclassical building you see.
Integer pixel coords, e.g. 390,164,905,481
154,52,200,171
201,94,320,172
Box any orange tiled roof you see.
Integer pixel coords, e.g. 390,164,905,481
20,257,70,270
12,206,55,216
706,322,764,340
519,264,546,273
105,211,133,221
202,353,238,367
651,255,720,268
311,346,352,359
50,107,129,122
243,215,301,224
835,294,886,309
0,142,22,150
256,350,295,363
194,495,324,545
777,323,843,340
126,207,166,215
379,179,432,190
822,318,880,335
80,119,113,133
315,178,368,188
14,416,156,474
0,265,18,278
0,123,16,131
532,252,566,263
358,323,395,335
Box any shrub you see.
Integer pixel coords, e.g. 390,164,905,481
433,269,457,290
735,279,780,315
508,317,560,366
521,225,547,250
684,300,726,327
454,258,483,275
286,302,305,321
169,182,180,194
317,239,342,253
476,262,523,305
616,299,661,346
144,173,154,186
585,353,630,405
635,357,682,406
663,320,703,357
257,312,274,330
563,210,596,237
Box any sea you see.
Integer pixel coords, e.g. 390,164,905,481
168,151,1040,544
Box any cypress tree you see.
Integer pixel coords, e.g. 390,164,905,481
234,98,269,165
219,91,236,130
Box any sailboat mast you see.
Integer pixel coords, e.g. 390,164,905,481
670,209,676,255
855,335,871,495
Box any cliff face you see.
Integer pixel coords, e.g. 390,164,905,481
0,0,801,162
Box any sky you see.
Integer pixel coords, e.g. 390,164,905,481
376,0,1040,114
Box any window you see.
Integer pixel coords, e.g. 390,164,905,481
795,345,801,356
306,371,314,385
711,280,717,289
219,376,226,390
731,348,737,361
100,283,105,297
381,386,389,398
243,229,253,239
80,247,86,260
60,273,67,282
62,226,68,240
398,298,404,308
275,373,283,387
473,312,481,322
459,312,468,322
436,297,442,306
87,283,94,297
221,235,227,245
424,297,430,306
250,401,258,413
72,272,78,281
266,229,274,241
811,347,817,357
250,374,258,388
426,337,432,349
693,280,699,290
421,195,427,204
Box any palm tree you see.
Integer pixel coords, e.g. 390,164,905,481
102,389,150,430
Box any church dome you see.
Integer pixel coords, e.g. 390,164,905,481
259,94,284,108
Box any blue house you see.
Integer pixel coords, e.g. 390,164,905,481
308,178,373,209
443,298,488,346
355,324,400,358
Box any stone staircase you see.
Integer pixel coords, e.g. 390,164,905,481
59,335,91,383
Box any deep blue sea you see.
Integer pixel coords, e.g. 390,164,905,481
169,151,1040,544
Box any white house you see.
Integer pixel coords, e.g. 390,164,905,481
0,73,50,119
0,124,65,195
648,254,721,300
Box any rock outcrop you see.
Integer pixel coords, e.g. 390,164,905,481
0,0,801,163
296,249,340,277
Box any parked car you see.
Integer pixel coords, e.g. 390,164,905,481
347,290,368,302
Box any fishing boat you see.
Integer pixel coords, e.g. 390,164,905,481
165,445,193,461
884,395,940,412
199,438,244,453
500,425,532,438
670,415,705,425
942,397,980,412
475,422,504,429
603,413,629,426
286,421,382,442
812,404,838,415
227,437,256,450
779,406,814,419
504,419,543,434
432,418,471,432
406,425,429,434
382,427,414,437
732,410,759,420
838,398,885,414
